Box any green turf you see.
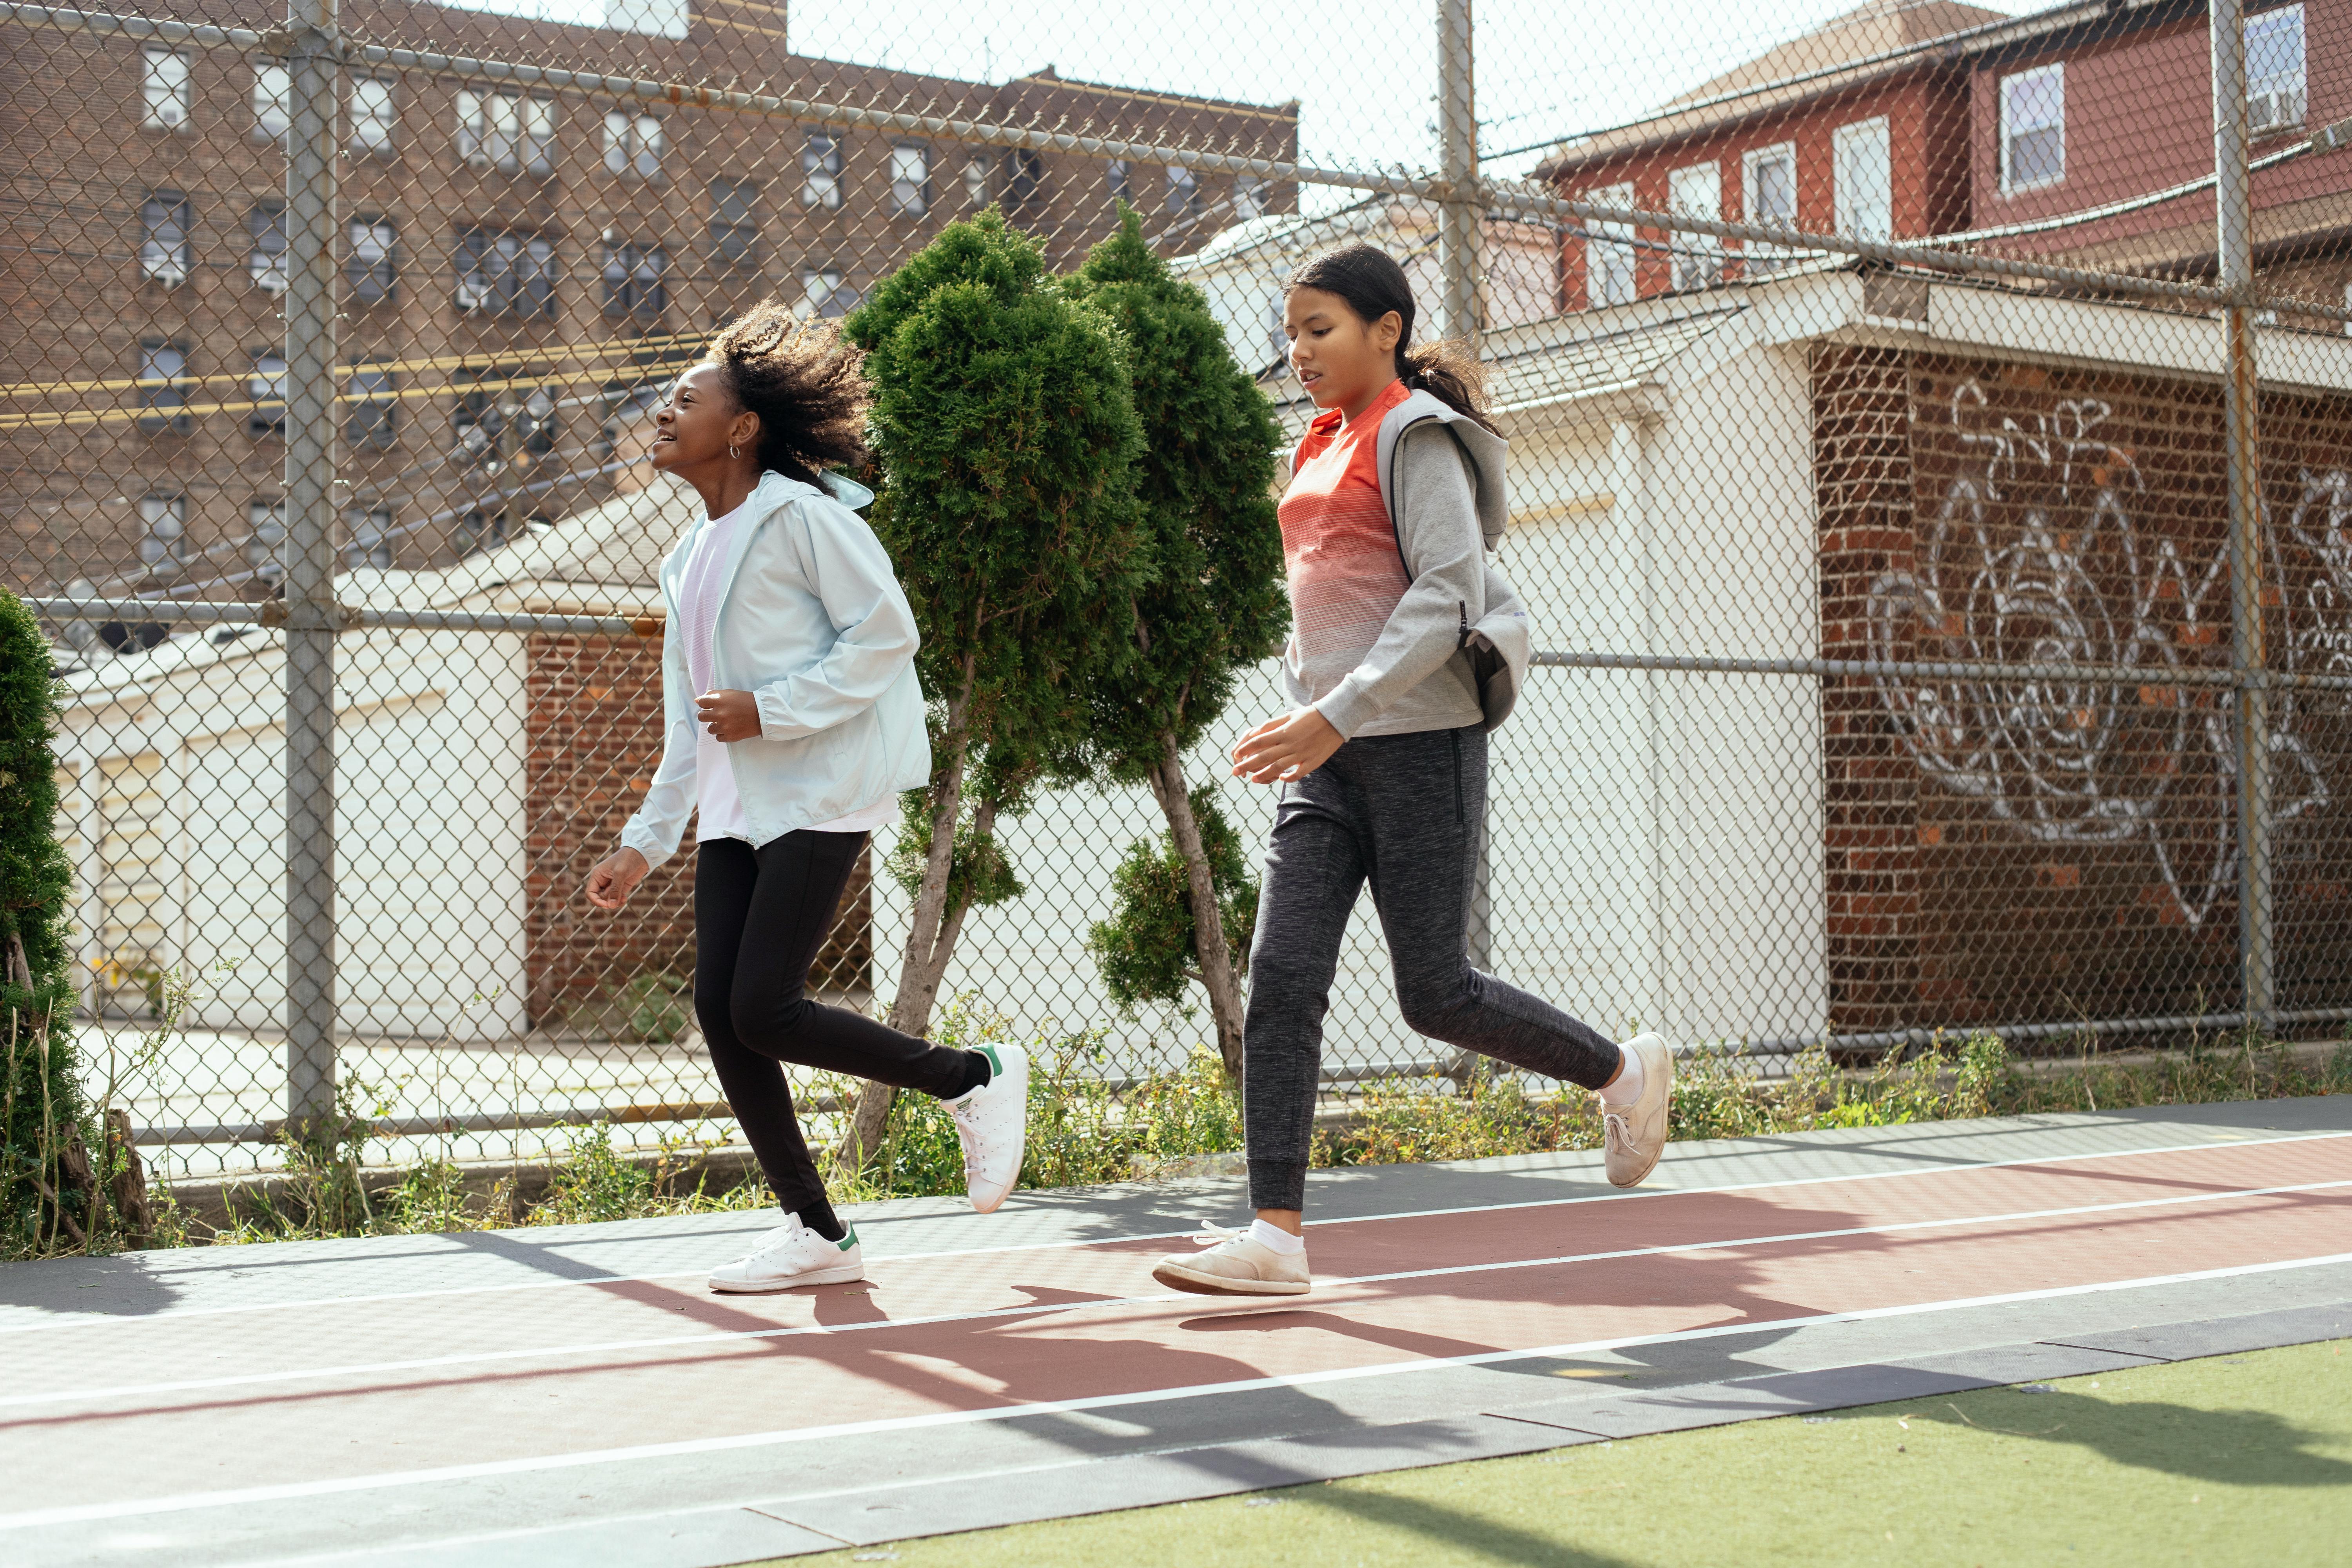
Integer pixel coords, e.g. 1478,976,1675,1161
773,1339,2352,1567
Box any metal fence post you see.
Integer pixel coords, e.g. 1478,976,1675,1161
284,0,343,1137
1436,0,1479,345
1441,0,1486,965
2210,0,2274,1036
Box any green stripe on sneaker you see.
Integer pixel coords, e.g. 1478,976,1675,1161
837,1227,857,1251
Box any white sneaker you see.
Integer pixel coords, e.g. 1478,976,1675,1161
1602,1032,1673,1189
1152,1224,1312,1296
945,1040,1028,1214
707,1214,864,1293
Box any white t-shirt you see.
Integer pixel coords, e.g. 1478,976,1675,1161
679,499,898,843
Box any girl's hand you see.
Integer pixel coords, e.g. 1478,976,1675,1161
586,848,650,910
695,688,760,742
1231,707,1345,784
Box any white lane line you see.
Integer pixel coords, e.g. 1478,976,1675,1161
6,1247,2349,1534
3,1127,2341,1338
9,1177,2344,1413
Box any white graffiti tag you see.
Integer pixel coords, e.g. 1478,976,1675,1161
1866,382,2333,927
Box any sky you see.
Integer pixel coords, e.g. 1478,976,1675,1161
443,0,2041,193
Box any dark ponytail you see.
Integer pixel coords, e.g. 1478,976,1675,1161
1286,243,1497,435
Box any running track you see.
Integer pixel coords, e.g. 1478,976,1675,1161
3,1098,2348,1566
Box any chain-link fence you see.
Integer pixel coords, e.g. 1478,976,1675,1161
6,0,2350,1188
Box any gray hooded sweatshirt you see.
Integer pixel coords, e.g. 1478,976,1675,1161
1281,387,1531,739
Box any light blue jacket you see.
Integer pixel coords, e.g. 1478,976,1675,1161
619,469,931,868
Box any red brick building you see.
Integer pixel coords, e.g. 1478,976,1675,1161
1961,0,2352,302
1537,0,2003,313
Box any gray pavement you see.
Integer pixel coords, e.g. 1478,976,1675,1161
2,1095,2347,1566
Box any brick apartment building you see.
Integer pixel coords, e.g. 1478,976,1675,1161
1,0,1298,601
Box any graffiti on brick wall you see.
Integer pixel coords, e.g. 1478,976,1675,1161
1866,380,2336,928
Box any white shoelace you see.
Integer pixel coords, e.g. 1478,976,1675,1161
1187,1223,1248,1250
948,1096,994,1176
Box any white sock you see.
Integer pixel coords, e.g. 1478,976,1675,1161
1601,1045,1646,1109
1249,1218,1306,1256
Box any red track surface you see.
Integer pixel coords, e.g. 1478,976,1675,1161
5,1134,2350,1519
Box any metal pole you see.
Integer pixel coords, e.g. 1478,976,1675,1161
284,0,341,1137
1436,0,1479,343
2211,0,2273,1035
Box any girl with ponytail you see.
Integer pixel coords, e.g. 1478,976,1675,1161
1154,244,1672,1298
584,303,1029,1294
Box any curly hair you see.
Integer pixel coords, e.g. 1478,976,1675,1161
703,300,870,486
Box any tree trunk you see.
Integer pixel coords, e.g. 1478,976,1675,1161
833,659,975,1172
1147,732,1247,1087
105,1108,153,1243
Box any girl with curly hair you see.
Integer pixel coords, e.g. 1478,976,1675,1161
586,302,1029,1293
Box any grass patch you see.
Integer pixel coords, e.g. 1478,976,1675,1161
774,1338,2352,1568
47,1013,2352,1254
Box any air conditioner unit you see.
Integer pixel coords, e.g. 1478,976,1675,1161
2249,87,2305,134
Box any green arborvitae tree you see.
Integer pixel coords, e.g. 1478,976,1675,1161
1063,207,1288,1082
0,590,97,1253
838,209,1150,1162
1086,786,1258,1022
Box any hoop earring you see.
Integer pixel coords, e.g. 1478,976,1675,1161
728,443,739,459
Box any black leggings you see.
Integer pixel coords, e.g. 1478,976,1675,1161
695,831,978,1229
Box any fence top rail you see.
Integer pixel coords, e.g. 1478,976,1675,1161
2,0,2254,309
24,598,659,638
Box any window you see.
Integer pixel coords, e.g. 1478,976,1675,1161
454,228,557,317
601,241,667,318
253,63,290,143
1106,159,1131,205
964,155,992,208
137,495,189,577
710,177,759,268
249,200,288,293
1163,164,1198,216
890,143,931,217
2000,63,2065,192
350,77,396,155
345,508,394,570
1233,175,1266,222
1584,180,1637,308
140,191,192,286
246,499,286,582
1667,162,1722,291
345,362,396,450
2248,5,2307,134
142,49,190,132
1006,149,1045,209
457,510,510,557
518,387,559,456
247,350,286,438
457,91,555,174
802,132,843,209
349,217,396,305
136,341,192,433
454,374,559,467
1833,117,1892,241
799,266,849,318
603,112,663,180
1740,143,1797,274
1266,288,1287,369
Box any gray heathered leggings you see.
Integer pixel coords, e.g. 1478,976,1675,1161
1243,723,1624,1212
